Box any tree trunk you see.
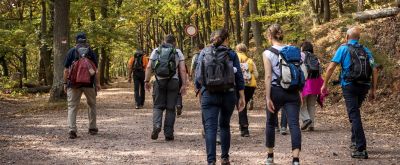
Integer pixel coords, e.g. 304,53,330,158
397,0,400,8
358,0,364,12
0,55,9,77
223,0,230,31
353,7,400,20
234,0,241,44
99,0,108,85
242,0,251,46
337,0,344,16
309,0,320,26
21,43,27,80
323,0,331,22
204,0,212,40
319,0,324,16
197,0,207,43
39,0,52,85
49,0,69,102
249,0,263,54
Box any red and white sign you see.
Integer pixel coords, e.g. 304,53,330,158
185,25,198,37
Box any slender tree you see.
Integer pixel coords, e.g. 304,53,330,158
49,0,69,101
337,0,344,16
234,0,241,44
358,0,364,12
323,0,331,22
242,0,251,46
249,0,263,53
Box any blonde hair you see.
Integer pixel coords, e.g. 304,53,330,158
235,43,248,53
267,24,284,41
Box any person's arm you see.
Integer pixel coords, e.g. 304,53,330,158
179,60,188,95
263,52,274,113
231,51,245,112
91,50,101,91
321,62,338,93
365,47,378,101
63,49,74,93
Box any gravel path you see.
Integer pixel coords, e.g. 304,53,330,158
0,81,399,164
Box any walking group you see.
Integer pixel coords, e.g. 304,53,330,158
62,24,378,165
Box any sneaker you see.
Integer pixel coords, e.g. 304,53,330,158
292,161,300,165
265,157,274,165
208,161,216,165
88,128,98,135
351,150,368,159
275,127,280,133
308,127,314,131
216,134,221,145
176,105,183,116
69,131,77,139
165,136,174,141
280,127,287,135
301,119,312,130
349,142,356,150
151,127,161,140
221,158,230,165
240,127,250,137
248,99,254,110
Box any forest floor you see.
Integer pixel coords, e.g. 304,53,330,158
0,79,399,165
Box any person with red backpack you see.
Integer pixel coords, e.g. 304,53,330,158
63,32,101,139
128,50,149,109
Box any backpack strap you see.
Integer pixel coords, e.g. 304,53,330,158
267,47,282,85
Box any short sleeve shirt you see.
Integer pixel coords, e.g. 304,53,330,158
331,40,375,86
262,45,285,85
150,48,185,79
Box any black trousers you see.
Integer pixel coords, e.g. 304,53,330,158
239,86,256,127
133,72,145,106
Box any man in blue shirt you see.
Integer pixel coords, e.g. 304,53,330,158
321,27,378,159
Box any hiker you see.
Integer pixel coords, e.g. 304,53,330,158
63,32,101,139
128,50,149,109
263,24,306,165
321,27,378,159
195,29,245,165
176,62,189,116
236,43,258,137
144,34,187,141
190,44,205,81
277,108,288,135
299,41,325,131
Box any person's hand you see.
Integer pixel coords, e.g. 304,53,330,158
145,82,151,92
63,84,67,94
266,98,275,113
321,84,328,96
180,86,187,96
96,84,101,92
128,78,132,83
238,97,245,112
369,89,376,103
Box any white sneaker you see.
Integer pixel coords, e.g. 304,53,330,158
265,157,274,165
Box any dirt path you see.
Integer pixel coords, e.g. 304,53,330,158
0,80,399,165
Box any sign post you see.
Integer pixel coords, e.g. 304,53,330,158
184,25,198,58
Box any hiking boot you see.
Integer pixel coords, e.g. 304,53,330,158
265,157,274,165
69,131,77,139
308,127,314,131
280,127,287,135
151,127,161,140
88,128,98,135
176,105,183,116
349,142,356,150
135,105,140,109
240,127,250,137
165,136,174,141
301,119,312,130
221,158,230,165
351,150,368,159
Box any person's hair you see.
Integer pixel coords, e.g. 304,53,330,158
197,43,205,50
235,43,247,53
134,50,144,56
300,41,314,53
346,27,361,40
164,34,176,44
267,24,284,41
211,29,229,47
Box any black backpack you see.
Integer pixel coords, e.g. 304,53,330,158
197,46,235,92
304,51,321,79
152,44,177,78
345,44,372,83
133,53,144,72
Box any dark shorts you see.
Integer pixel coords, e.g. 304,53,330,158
152,78,180,110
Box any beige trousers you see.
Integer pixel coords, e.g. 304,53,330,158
67,87,97,133
300,95,317,127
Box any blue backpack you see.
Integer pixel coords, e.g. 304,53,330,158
268,46,307,91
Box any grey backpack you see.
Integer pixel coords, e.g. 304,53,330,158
198,46,235,92
152,44,177,78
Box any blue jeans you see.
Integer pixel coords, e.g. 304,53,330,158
280,108,288,128
266,86,301,150
201,89,237,163
342,84,369,151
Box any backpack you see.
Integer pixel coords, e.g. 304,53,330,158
68,43,97,87
345,44,372,83
304,51,321,79
268,46,306,91
240,58,252,84
198,46,235,92
133,53,144,72
151,44,177,78
192,52,200,73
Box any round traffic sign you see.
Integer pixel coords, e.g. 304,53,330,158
185,25,198,37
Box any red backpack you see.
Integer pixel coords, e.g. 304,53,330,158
68,43,97,87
